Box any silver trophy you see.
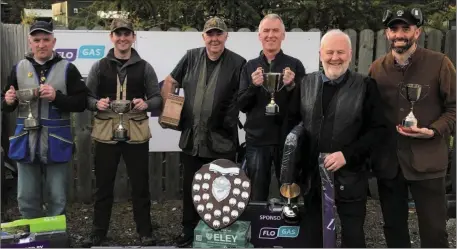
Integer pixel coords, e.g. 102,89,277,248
280,183,301,224
16,88,40,130
110,100,132,141
400,83,429,128
192,159,251,230
262,72,285,116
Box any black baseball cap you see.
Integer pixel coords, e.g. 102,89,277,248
383,9,423,27
29,21,53,35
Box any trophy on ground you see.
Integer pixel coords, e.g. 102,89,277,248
159,82,184,130
279,122,305,224
16,88,40,130
400,83,429,128
110,100,132,141
192,159,253,248
262,72,285,116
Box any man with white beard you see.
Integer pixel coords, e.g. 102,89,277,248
287,29,388,247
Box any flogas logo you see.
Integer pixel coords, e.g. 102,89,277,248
259,226,300,239
56,45,105,61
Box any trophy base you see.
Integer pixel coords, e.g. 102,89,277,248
112,129,129,142
265,104,279,116
281,204,300,224
23,119,40,130
401,119,417,128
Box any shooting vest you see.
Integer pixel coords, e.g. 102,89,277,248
91,58,151,144
8,59,73,165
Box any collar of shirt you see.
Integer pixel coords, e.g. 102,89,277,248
321,70,346,85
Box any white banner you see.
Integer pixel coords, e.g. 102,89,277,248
53,30,321,151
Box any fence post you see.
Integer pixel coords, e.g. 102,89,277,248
75,111,94,203
357,29,375,75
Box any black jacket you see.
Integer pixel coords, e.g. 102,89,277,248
289,70,388,201
1,52,88,113
238,50,306,146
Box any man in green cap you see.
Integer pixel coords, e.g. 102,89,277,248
83,18,162,247
160,16,246,247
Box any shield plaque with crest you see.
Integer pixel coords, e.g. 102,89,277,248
191,159,251,230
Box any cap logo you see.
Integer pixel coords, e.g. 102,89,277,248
210,19,217,26
397,10,404,16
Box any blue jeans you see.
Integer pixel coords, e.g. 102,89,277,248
243,144,282,201
17,162,68,218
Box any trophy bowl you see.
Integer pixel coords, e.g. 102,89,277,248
405,84,422,103
16,87,40,130
263,72,282,93
110,100,132,114
16,88,39,102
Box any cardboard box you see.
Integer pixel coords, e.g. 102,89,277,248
193,220,251,248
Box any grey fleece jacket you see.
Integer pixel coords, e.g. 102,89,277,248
86,48,162,112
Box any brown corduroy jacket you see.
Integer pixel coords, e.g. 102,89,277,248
368,47,456,180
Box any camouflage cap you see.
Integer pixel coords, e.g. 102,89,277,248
110,18,134,32
203,17,227,33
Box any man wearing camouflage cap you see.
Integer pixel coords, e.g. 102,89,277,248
160,17,246,247
369,8,455,247
83,18,162,247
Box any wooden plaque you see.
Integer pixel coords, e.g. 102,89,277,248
159,93,184,130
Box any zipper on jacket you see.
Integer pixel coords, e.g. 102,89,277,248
9,131,28,140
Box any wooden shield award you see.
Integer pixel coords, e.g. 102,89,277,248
191,159,251,230
159,83,184,130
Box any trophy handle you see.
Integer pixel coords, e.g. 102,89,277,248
417,84,430,102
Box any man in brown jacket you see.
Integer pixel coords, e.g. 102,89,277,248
369,8,456,248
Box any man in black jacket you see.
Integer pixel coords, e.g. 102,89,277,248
160,17,246,247
1,21,87,219
238,13,306,201
83,19,162,247
288,29,388,247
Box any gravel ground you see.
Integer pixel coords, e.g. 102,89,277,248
2,197,455,248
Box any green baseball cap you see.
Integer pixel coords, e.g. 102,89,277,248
203,17,227,33
110,18,134,32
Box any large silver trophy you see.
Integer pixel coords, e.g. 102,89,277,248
16,88,40,130
400,83,429,128
110,100,132,141
262,72,285,116
192,159,251,230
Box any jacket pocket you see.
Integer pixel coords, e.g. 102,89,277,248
179,128,193,151
410,137,448,173
207,130,236,154
91,115,114,142
48,126,74,163
8,124,30,162
128,116,151,143
335,170,368,202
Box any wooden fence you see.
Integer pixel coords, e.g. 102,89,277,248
1,23,456,203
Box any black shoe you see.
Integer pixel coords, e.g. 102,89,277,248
81,234,106,248
140,236,157,246
175,231,193,248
